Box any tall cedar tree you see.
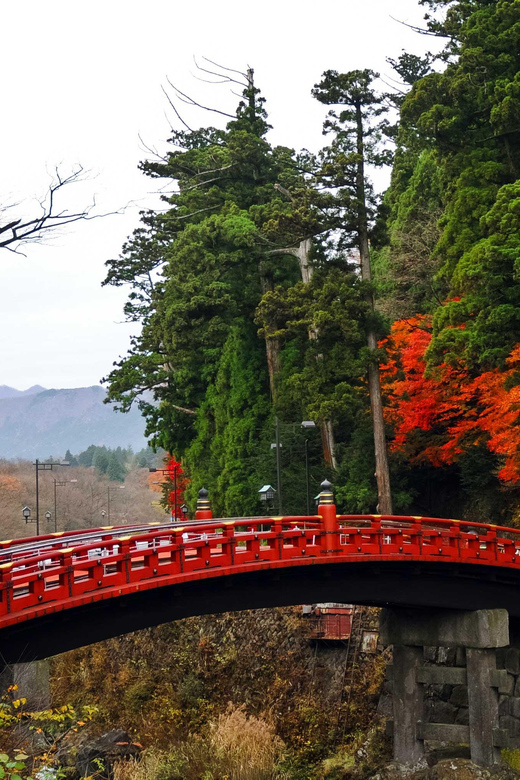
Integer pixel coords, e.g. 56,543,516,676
312,69,394,513
103,81,319,514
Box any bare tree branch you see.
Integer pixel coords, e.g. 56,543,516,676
389,15,449,37
161,85,194,133
0,166,122,256
193,56,248,88
137,132,167,163
165,77,235,119
267,246,300,257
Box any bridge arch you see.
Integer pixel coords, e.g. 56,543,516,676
3,500,520,662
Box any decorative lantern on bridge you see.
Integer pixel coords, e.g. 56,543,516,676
258,484,276,504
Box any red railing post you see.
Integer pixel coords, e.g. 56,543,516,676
195,488,213,520
222,524,236,566
318,480,338,553
0,565,12,616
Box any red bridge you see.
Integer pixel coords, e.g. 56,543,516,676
2,482,520,663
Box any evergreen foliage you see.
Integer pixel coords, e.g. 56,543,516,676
382,0,520,517
104,0,520,521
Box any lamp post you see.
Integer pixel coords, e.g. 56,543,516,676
270,417,283,515
301,421,317,515
107,485,125,524
53,478,78,532
34,460,69,536
22,506,32,525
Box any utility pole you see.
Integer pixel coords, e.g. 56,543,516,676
35,459,40,537
34,459,70,537
53,479,57,532
305,438,310,516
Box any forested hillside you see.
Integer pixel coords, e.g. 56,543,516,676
0,386,149,459
104,0,520,525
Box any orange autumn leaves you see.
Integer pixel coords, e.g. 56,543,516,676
381,316,520,482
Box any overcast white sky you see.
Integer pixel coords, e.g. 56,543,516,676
0,0,435,391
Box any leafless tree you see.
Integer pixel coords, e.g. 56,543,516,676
0,166,118,256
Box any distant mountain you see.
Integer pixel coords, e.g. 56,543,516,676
0,385,46,400
0,386,149,459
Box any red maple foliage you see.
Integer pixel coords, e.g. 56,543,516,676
381,316,520,482
165,455,188,518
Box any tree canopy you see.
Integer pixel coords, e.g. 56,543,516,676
105,0,520,524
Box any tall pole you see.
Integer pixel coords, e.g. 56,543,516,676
275,416,283,515
174,466,178,522
35,459,40,537
53,479,57,532
107,487,111,524
305,438,310,516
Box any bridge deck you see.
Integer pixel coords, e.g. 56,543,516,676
2,508,520,662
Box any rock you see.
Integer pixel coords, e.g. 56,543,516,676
500,696,510,716
369,758,519,779
425,699,457,724
497,648,507,669
504,674,517,696
75,730,141,779
437,648,456,666
429,759,492,779
450,685,469,707
500,715,520,737
506,649,520,676
378,692,393,718
430,684,453,701
456,647,467,667
510,697,520,719
370,761,429,779
426,745,470,766
456,706,470,725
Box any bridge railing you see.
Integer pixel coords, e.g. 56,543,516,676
0,517,326,620
3,487,520,628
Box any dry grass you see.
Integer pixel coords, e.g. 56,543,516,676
209,704,285,779
113,751,165,780
112,705,286,780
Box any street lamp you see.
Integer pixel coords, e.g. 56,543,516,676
53,478,78,532
22,506,32,524
301,421,317,516
107,485,125,524
45,511,52,524
180,503,188,519
34,460,69,536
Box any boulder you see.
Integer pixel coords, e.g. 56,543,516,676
75,729,141,779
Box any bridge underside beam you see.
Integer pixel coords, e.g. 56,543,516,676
380,607,510,648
